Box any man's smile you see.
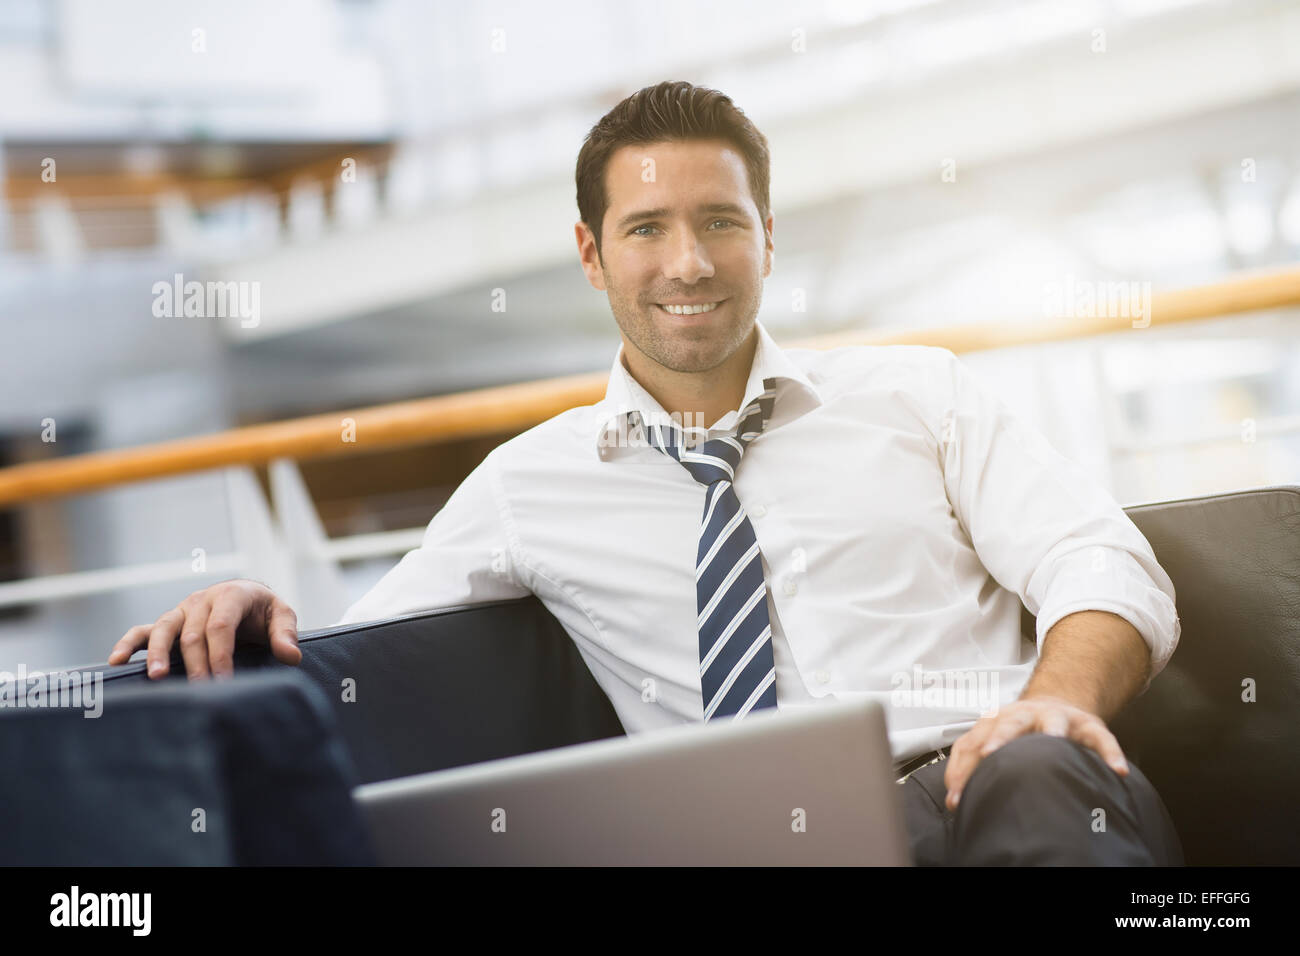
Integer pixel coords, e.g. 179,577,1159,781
653,298,728,319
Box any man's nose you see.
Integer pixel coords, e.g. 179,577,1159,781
663,229,715,284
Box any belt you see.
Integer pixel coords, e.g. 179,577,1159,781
894,745,952,785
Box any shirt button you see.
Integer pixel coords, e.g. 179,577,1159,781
750,503,767,517
783,577,797,596
815,669,831,684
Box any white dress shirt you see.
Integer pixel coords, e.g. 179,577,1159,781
338,319,1180,766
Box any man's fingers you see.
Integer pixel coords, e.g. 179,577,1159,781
204,592,247,680
267,600,301,664
1071,718,1130,775
945,707,1040,810
105,581,301,681
176,600,213,681
145,609,185,678
944,723,995,810
109,625,152,665
942,701,1130,816
108,582,301,682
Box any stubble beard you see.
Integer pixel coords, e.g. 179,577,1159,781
608,279,757,375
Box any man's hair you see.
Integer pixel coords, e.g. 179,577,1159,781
575,80,771,264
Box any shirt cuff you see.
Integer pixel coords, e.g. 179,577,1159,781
1030,546,1181,692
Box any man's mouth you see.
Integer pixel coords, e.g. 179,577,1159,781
654,299,726,316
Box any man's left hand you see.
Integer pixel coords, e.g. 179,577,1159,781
942,695,1129,812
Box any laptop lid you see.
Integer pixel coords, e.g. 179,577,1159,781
353,697,911,865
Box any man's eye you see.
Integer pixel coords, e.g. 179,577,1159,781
630,220,735,237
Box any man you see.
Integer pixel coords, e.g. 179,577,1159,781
109,80,1184,866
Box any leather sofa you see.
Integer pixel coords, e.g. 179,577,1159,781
3,484,1296,865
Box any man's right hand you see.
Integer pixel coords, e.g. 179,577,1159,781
108,579,302,680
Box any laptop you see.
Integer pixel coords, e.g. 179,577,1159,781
352,698,911,865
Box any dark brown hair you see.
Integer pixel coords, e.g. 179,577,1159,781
575,80,772,263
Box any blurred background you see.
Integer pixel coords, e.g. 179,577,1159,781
0,0,1297,670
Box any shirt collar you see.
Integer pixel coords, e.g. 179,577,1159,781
593,319,823,457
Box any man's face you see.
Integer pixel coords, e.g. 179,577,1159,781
577,138,774,374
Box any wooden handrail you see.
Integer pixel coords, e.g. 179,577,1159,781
1,263,1297,506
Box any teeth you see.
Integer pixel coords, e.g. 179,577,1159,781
659,301,720,315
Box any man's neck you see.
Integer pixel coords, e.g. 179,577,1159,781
623,329,757,430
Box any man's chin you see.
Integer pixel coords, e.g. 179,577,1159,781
657,345,737,374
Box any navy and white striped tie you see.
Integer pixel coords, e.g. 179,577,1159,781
639,377,779,721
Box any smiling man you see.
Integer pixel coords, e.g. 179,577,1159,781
589,139,763,434
110,80,1184,866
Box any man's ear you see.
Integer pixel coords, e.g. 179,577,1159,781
575,220,607,291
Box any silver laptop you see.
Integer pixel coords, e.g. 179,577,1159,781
353,698,911,865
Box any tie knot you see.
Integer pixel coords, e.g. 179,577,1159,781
637,377,777,487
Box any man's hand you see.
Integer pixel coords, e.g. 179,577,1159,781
107,579,301,680
942,695,1129,811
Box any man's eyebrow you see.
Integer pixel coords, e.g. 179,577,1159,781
614,202,751,231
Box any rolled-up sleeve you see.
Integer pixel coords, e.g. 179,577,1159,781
931,348,1180,688
335,447,532,626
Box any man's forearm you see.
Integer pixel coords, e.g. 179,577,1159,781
1019,609,1151,721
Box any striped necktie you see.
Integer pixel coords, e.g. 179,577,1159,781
638,376,779,721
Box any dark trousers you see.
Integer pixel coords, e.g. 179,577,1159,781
900,732,1184,865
